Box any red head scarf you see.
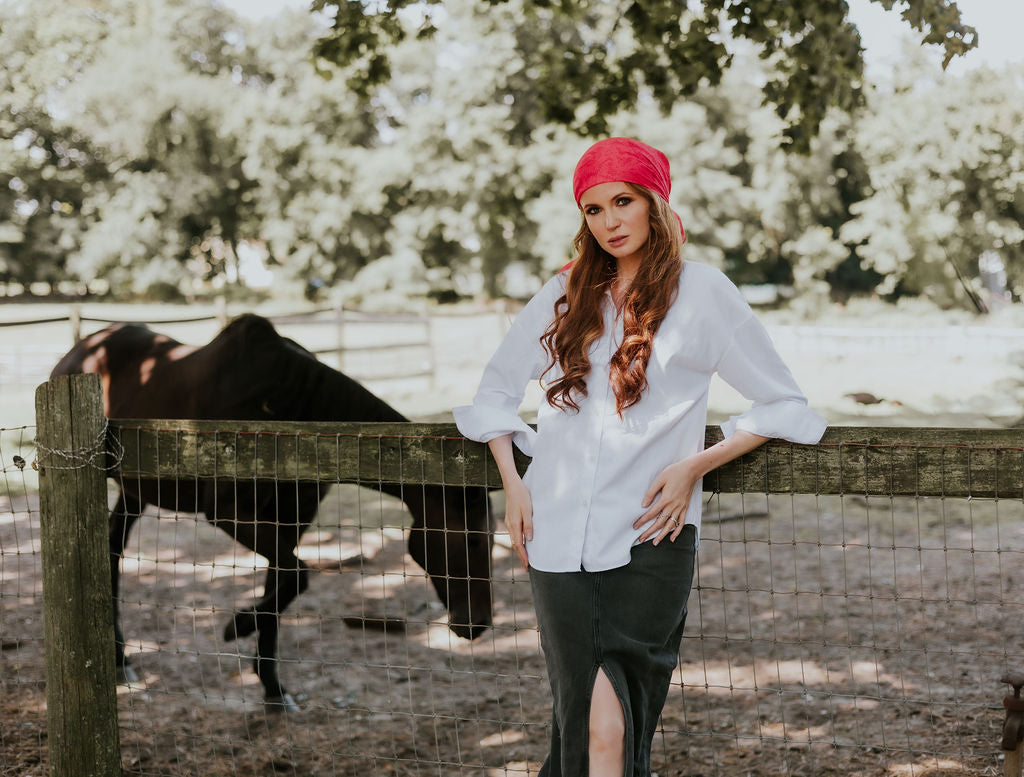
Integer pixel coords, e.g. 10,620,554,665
571,137,685,242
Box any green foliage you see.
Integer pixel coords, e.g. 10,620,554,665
0,0,386,295
68,0,267,293
236,12,391,293
312,0,977,152
0,0,264,293
335,0,583,297
0,0,112,287
0,0,1014,313
842,54,1024,303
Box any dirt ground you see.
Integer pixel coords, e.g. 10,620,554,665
3,299,1024,776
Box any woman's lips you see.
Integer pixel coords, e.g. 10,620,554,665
608,235,627,247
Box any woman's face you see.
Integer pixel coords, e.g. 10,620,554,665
579,181,651,267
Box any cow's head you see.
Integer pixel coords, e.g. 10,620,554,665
406,484,493,639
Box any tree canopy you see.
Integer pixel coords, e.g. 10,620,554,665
311,0,977,151
842,52,1024,304
2,0,1018,312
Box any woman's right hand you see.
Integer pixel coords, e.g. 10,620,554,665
502,477,533,570
487,434,533,571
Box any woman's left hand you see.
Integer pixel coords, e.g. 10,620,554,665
633,457,702,544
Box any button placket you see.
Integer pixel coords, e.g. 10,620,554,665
578,309,620,566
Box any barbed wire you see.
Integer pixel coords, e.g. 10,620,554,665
0,425,35,474
31,421,124,472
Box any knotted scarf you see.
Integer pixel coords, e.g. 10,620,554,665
571,137,685,242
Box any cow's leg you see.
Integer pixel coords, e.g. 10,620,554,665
110,491,143,684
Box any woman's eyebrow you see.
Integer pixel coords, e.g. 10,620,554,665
581,191,632,208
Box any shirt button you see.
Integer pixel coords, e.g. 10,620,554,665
582,497,590,507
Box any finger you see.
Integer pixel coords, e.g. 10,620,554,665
668,509,688,542
509,536,529,569
633,500,666,530
505,508,531,569
517,543,529,570
652,514,679,546
504,514,525,547
641,476,665,509
638,508,674,543
668,522,682,542
651,513,684,544
503,518,520,546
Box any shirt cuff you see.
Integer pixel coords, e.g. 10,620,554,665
452,404,537,456
720,399,827,445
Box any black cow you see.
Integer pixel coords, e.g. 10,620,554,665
51,314,493,711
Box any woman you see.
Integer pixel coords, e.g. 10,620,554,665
454,137,826,777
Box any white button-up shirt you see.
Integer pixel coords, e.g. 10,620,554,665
454,261,826,573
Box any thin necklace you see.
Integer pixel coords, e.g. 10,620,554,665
611,275,633,312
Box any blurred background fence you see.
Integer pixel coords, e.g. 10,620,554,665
8,304,1024,390
5,306,1024,430
3,382,1023,776
0,303,455,391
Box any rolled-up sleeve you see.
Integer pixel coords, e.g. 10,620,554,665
715,314,827,445
453,276,563,455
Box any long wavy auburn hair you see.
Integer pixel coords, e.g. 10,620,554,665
540,184,683,416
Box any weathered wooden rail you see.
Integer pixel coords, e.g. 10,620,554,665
112,417,1024,499
33,374,1024,775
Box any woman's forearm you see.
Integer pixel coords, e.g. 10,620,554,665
690,429,769,478
488,433,533,566
487,434,523,487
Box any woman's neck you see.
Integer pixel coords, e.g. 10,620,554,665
614,255,641,281
611,257,641,310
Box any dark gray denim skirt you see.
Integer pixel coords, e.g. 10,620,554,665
528,524,698,777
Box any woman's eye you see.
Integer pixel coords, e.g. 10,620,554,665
616,197,632,206
585,206,600,215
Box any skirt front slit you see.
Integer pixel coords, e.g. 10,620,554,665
529,525,697,777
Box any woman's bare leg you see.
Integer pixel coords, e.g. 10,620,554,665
588,667,625,776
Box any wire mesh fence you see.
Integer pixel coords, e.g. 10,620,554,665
0,425,46,776
4,419,1023,776
675,489,1013,776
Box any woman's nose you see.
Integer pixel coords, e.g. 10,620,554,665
605,211,619,230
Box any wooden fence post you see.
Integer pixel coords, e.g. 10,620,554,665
35,374,121,777
423,312,437,390
335,298,346,371
69,304,81,345
215,295,228,330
